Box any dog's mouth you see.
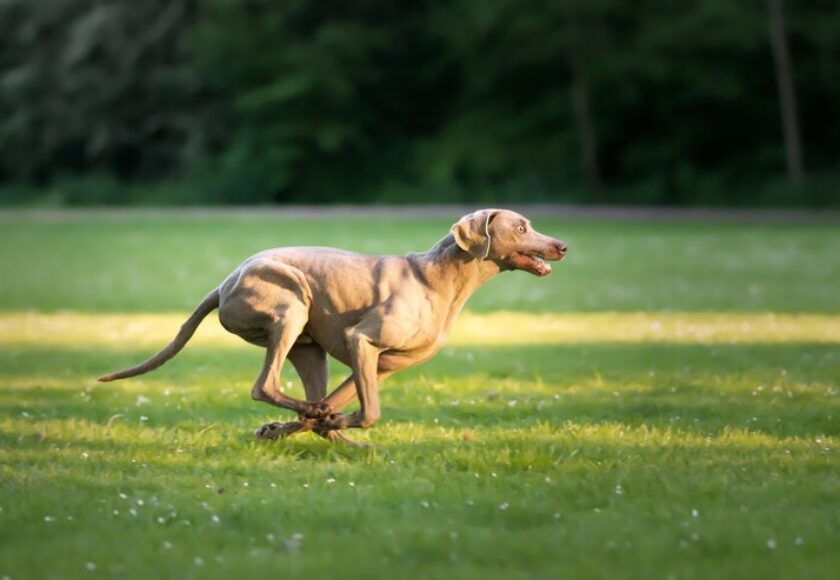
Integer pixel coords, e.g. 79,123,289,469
509,252,558,277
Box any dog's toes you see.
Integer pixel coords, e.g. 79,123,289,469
253,422,279,440
254,421,306,441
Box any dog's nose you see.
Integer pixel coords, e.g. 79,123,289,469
555,241,568,254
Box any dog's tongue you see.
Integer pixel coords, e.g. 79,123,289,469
509,252,552,277
534,260,551,277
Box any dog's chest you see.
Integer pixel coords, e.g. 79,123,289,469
379,328,450,372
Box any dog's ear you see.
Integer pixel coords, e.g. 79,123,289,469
451,210,499,259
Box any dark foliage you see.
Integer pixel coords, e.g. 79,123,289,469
0,0,837,205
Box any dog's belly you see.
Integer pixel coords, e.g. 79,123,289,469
220,325,316,349
300,326,444,373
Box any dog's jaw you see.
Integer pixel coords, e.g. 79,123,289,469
508,251,565,277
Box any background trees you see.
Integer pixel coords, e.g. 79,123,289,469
0,0,837,206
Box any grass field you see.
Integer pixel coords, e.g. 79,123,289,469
1,213,839,579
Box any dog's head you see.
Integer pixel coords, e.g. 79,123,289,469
451,209,567,277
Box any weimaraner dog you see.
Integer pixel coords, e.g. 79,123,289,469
99,209,567,444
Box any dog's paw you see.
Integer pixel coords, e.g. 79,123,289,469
300,401,333,420
313,412,351,436
254,421,307,440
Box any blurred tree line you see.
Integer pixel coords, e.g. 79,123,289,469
0,0,837,206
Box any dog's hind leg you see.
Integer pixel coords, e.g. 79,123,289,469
289,343,328,402
255,343,329,441
250,306,331,420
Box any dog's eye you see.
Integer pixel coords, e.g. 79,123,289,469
517,225,526,234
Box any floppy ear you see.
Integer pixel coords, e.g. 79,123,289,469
450,210,498,259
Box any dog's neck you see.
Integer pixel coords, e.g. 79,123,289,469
415,234,502,306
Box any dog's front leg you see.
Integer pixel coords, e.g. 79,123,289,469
344,331,383,428
316,330,383,435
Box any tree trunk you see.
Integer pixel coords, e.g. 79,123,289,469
570,53,605,200
768,0,804,186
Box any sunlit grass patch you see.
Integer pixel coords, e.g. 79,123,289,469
455,311,840,345
3,311,839,350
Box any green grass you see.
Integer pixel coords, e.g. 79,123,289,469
1,214,839,579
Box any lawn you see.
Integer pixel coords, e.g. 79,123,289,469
1,212,838,579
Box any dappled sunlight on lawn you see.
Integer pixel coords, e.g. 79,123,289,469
455,312,840,345
2,313,839,580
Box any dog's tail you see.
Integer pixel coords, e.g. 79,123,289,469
97,288,221,383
